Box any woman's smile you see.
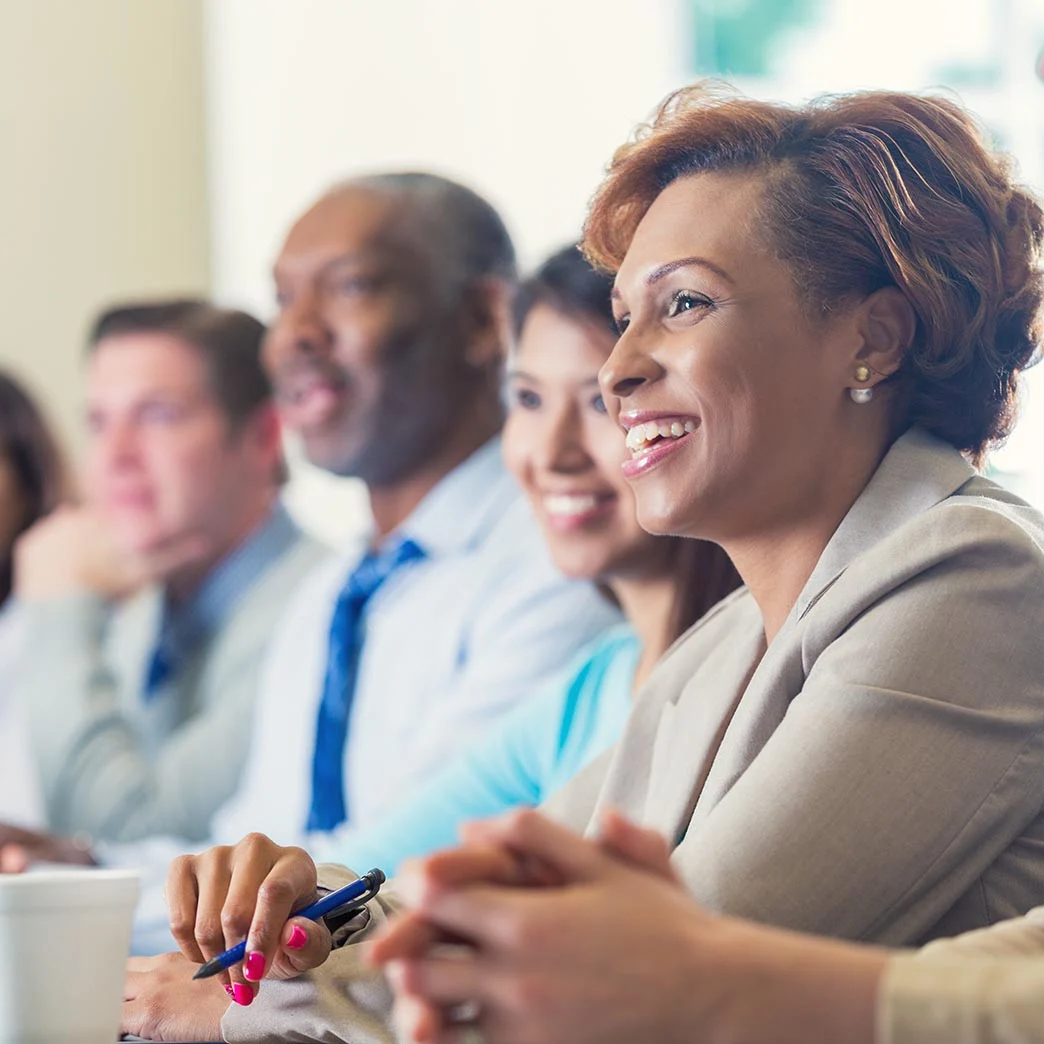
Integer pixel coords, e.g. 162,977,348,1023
539,489,619,531
620,410,699,478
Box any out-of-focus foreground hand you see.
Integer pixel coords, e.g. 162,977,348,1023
15,505,209,601
123,952,229,1043
166,833,332,1007
370,808,722,1044
0,822,96,872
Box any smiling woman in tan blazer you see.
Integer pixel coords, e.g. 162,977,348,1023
123,84,1044,1044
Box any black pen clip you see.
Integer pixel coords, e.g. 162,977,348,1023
320,871,385,932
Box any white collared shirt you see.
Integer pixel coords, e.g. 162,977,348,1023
213,438,621,849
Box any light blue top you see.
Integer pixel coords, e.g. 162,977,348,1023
323,625,640,876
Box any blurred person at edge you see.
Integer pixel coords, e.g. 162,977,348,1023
0,372,67,828
136,84,1044,1044
0,301,326,860
3,176,617,929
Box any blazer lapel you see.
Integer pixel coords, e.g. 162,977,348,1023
681,433,977,835
687,619,805,832
589,590,760,836
599,429,978,850
642,618,766,840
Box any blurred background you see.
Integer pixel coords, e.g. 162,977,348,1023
4,0,1043,542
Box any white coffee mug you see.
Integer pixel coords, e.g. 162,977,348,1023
0,869,140,1044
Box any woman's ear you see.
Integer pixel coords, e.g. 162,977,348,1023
853,286,917,379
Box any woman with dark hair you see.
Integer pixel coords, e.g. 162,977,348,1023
0,371,66,826
297,244,740,877
0,373,65,603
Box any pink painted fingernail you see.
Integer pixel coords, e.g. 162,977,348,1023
286,924,307,950
231,983,254,1006
244,951,266,981
224,984,235,999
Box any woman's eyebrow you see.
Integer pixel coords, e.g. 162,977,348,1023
610,255,735,300
646,256,735,286
505,368,541,383
506,370,600,387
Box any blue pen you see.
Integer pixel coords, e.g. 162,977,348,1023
192,868,386,980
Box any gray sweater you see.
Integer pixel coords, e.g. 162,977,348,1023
18,513,327,843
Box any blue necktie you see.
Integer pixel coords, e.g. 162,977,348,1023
143,643,175,700
143,609,178,702
306,536,425,833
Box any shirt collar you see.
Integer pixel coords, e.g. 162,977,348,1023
164,501,301,646
792,427,976,622
394,436,517,559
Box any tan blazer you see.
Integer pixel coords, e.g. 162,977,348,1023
223,428,1044,1043
549,427,1044,947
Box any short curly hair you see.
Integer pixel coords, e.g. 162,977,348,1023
583,82,1044,463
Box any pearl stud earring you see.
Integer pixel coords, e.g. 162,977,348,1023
849,364,874,404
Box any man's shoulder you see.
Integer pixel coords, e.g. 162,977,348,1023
245,531,331,600
206,533,332,642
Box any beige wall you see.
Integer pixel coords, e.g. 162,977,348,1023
0,0,209,464
204,0,685,543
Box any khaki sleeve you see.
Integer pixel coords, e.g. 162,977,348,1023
915,906,1044,960
879,911,1044,1044
879,952,1044,1044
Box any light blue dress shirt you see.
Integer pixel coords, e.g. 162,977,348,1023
323,625,640,875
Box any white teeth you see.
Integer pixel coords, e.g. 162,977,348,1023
544,494,600,516
624,418,697,454
624,426,650,450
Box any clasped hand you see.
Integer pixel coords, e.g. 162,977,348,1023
370,808,711,1044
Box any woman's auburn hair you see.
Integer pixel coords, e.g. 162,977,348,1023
583,82,1044,463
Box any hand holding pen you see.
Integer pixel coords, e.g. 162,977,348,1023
166,835,373,1007
194,869,385,981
